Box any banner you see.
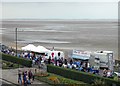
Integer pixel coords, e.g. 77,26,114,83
73,50,91,57
72,50,91,60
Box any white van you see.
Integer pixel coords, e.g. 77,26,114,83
89,51,114,70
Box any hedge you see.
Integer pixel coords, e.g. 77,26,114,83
1,53,32,67
47,65,120,86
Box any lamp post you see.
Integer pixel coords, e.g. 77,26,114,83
16,28,17,57
16,28,20,68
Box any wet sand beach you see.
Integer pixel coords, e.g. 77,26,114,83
0,19,118,59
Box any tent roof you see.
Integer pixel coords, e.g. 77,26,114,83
21,44,36,51
34,46,50,53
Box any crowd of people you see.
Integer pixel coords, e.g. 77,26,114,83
0,45,47,66
0,44,115,79
48,56,100,75
103,69,113,78
1,47,16,56
48,56,115,78
48,56,114,78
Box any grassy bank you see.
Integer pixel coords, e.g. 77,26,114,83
1,60,23,69
35,72,89,86
47,65,120,86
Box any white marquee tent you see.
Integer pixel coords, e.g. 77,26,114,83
21,44,50,53
21,44,36,51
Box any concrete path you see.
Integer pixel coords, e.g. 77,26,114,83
2,68,48,85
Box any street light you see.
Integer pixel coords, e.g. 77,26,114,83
16,28,17,57
16,28,20,68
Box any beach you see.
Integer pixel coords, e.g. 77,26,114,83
0,19,118,59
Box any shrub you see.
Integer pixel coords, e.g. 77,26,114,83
1,53,32,67
47,65,120,86
2,60,23,69
35,72,49,77
114,76,119,81
35,76,54,85
48,76,60,84
91,79,107,86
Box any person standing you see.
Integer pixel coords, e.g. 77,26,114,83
103,69,107,77
18,70,22,85
54,56,57,66
51,52,54,58
58,58,63,67
58,52,61,58
23,71,27,86
64,59,68,65
70,59,73,65
32,69,36,81
28,70,33,83
48,56,51,64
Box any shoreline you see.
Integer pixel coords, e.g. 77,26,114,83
1,20,118,59
3,42,118,60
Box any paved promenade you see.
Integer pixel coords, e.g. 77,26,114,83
2,67,47,85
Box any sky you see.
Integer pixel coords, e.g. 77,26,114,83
0,0,119,19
